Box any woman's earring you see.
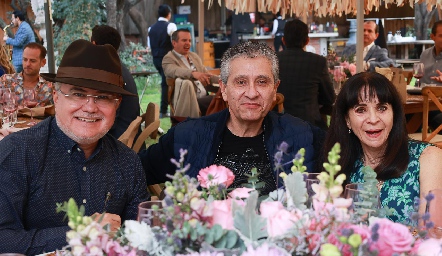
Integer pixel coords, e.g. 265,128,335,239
348,129,351,134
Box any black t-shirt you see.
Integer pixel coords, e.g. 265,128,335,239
213,129,277,195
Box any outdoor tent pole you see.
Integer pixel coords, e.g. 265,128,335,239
198,0,205,62
44,0,55,73
356,0,364,73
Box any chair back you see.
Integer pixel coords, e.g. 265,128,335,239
422,86,442,143
166,78,176,116
118,116,142,148
271,93,285,113
132,102,161,153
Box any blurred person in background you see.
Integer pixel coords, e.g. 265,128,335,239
0,46,15,76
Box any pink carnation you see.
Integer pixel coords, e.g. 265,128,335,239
370,218,414,256
348,63,357,75
197,165,235,188
228,187,254,199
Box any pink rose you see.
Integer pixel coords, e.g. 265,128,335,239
209,199,244,230
348,63,357,75
370,218,414,256
416,238,442,256
260,201,301,237
228,187,254,199
197,165,235,188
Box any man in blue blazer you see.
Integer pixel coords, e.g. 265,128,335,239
342,21,394,72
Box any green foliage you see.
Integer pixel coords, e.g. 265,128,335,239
241,167,265,191
233,191,268,242
52,0,106,64
119,42,155,72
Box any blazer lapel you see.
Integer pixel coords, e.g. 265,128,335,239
364,46,376,61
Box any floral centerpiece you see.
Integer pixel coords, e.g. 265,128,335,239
56,144,442,256
326,47,357,83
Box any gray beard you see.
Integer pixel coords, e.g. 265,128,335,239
55,116,109,146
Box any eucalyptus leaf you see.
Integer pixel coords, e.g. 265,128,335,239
212,224,223,241
225,230,239,249
205,229,214,244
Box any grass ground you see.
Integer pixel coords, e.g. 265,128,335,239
134,73,171,144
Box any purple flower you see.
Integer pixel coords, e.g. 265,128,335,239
277,142,289,153
425,193,435,202
422,212,431,221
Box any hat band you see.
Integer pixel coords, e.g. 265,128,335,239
56,67,123,87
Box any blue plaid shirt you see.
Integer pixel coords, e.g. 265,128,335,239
5,21,35,67
0,117,149,255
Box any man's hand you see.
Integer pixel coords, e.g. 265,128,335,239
431,70,442,83
0,128,11,140
192,71,212,86
92,213,121,232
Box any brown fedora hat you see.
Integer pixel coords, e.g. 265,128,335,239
41,39,135,96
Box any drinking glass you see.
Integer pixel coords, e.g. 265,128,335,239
2,92,17,128
425,189,442,238
0,88,11,116
413,62,424,88
344,183,380,223
304,173,320,208
23,88,38,126
333,66,344,94
137,201,163,226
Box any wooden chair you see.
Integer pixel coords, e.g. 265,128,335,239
132,102,161,153
409,86,442,148
271,93,285,114
148,184,165,200
402,70,413,85
118,116,142,148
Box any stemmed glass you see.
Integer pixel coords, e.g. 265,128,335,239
2,91,17,128
304,173,320,208
425,189,442,238
137,201,163,227
333,66,344,94
413,62,424,88
344,183,380,223
0,88,11,116
23,88,38,126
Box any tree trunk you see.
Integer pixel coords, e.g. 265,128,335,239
107,0,117,28
128,8,148,46
116,0,126,50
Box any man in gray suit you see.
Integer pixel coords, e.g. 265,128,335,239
342,21,394,71
162,29,217,118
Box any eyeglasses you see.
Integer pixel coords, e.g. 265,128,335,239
57,89,120,107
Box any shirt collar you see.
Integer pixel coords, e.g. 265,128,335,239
158,17,168,22
51,117,103,158
364,42,375,52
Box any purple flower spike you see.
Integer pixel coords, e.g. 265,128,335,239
425,193,435,202
278,141,289,153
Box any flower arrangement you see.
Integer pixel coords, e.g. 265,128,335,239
56,144,442,256
326,47,357,83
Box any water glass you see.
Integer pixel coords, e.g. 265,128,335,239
304,173,320,208
137,200,163,226
426,189,442,238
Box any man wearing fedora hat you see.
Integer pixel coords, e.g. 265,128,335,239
0,39,149,254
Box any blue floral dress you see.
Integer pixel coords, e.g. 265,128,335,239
350,140,431,225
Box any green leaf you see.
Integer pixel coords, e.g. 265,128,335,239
205,229,214,244
225,230,239,249
212,224,223,241
233,191,268,241
214,236,227,248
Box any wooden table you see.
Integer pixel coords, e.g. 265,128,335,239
404,94,439,133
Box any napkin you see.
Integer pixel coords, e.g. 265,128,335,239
18,105,55,117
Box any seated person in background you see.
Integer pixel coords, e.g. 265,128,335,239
91,24,141,140
419,21,442,131
342,21,394,72
277,19,335,130
139,41,325,195
0,45,15,76
0,42,53,106
0,40,149,254
162,28,218,117
322,72,442,225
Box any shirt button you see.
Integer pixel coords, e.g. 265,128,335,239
83,166,87,172
67,150,71,153
83,199,86,204
77,148,81,152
